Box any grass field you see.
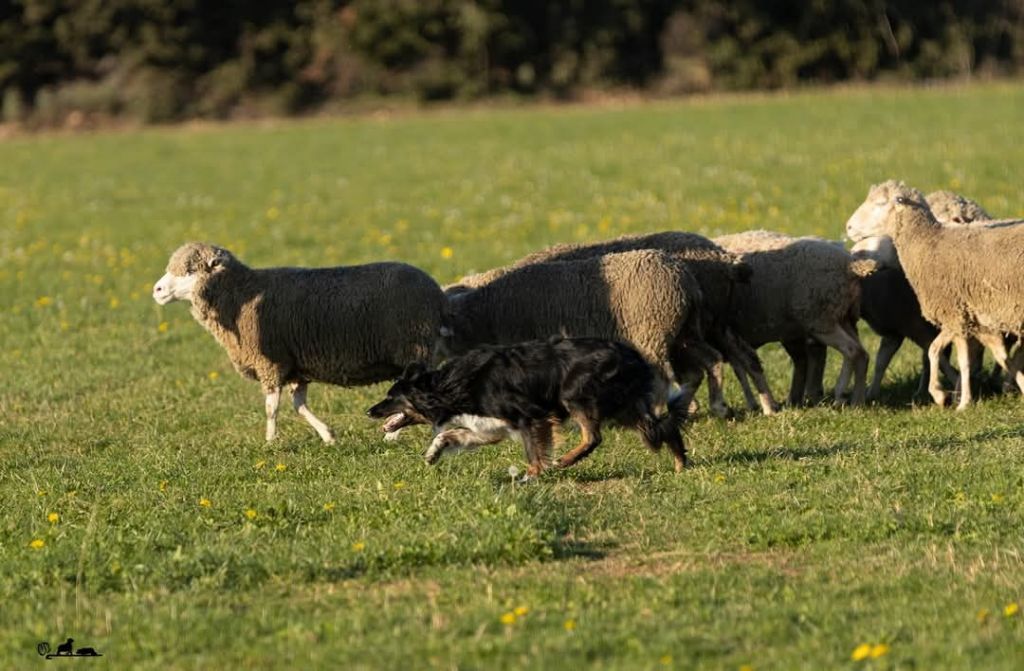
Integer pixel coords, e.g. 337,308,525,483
2,83,1024,670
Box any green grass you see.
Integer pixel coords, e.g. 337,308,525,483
2,84,1024,669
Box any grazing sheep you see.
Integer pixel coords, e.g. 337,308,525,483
925,190,992,225
443,249,727,416
713,230,877,406
845,184,1024,409
153,242,447,442
452,231,779,417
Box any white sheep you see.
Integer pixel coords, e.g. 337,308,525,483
845,183,1024,409
713,230,877,406
153,242,447,442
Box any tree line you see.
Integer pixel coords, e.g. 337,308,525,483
2,0,1021,124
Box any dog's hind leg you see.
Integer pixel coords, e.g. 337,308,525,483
556,411,602,469
522,421,555,477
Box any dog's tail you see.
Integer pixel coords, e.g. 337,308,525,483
636,390,689,470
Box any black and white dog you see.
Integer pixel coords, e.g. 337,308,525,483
367,336,688,476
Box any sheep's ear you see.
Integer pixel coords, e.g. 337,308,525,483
205,248,228,271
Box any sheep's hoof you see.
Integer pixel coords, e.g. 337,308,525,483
929,389,949,407
322,434,336,445
710,404,734,420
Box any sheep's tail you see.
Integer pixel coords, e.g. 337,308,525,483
849,258,878,278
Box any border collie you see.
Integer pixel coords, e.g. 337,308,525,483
367,336,688,476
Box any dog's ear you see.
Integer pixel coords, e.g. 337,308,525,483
402,361,427,380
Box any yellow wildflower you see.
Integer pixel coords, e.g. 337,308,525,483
158,321,169,333
254,460,266,470
659,655,672,666
393,481,406,490
1005,602,1019,617
208,371,219,381
440,246,454,259
159,480,168,492
513,606,528,617
991,493,1005,504
35,296,53,308
499,612,516,625
109,297,120,309
869,644,889,659
37,490,47,497
713,473,726,483
563,618,576,631
352,541,365,552
29,539,45,549
199,497,212,508
323,502,335,512
977,608,990,623
851,644,872,661
47,512,59,524
275,462,287,472
244,509,257,520
739,666,754,671
266,206,280,220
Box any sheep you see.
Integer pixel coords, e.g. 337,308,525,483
152,242,447,442
845,183,1024,409
442,249,727,417
846,182,1024,400
451,231,779,417
850,236,958,400
712,230,877,406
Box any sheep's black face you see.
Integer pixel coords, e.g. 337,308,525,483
153,242,234,305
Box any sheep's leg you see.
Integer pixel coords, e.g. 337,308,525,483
671,339,731,418
290,382,335,444
264,386,281,442
973,332,1024,395
868,335,903,401
954,336,974,410
804,341,827,405
814,326,868,406
731,361,760,411
1007,343,1024,394
723,330,778,416
781,339,808,407
927,330,956,407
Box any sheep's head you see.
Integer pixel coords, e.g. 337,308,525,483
844,180,927,242
925,190,992,225
849,235,899,268
152,242,235,305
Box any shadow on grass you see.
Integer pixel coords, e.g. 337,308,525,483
706,441,856,466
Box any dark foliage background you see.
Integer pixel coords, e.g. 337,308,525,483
2,1,1022,123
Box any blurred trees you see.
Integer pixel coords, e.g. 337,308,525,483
1,0,1022,124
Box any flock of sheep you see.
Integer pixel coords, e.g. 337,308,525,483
151,179,1024,467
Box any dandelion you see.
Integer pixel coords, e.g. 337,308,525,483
739,666,754,671
393,481,405,490
352,541,365,552
47,512,59,524
254,460,266,470
35,296,53,308
1005,602,1019,617
563,618,576,631
977,608,990,623
323,502,335,512
158,321,169,333
713,473,726,483
275,462,287,472
513,606,528,617
869,644,889,659
499,612,516,625
199,497,212,508
159,480,168,492
991,493,1005,504
851,644,872,661
266,206,280,220
109,297,120,309
29,539,45,549
244,509,257,520
37,490,47,497
440,246,454,259
659,655,672,666
208,371,219,381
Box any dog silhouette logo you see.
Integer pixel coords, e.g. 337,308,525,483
37,638,102,659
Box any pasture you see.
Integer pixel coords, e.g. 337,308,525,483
2,84,1024,669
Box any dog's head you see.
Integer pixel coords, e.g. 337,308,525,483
366,362,438,431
